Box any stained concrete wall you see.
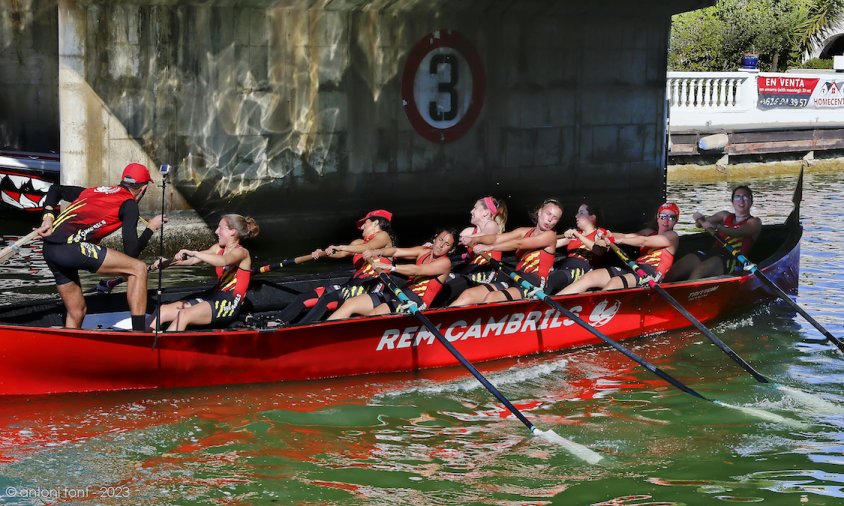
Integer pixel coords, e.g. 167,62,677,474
0,0,59,151
16,0,710,250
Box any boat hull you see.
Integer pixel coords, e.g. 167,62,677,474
0,237,799,396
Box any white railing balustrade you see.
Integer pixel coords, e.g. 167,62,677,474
667,72,752,110
666,70,844,132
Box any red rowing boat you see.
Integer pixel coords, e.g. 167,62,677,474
0,202,802,396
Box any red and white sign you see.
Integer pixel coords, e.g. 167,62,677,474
401,30,486,143
756,75,844,109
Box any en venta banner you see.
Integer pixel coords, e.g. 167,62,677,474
757,75,844,109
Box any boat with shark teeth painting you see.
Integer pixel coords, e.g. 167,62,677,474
0,150,59,215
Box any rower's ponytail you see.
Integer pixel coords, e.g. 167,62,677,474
491,198,508,233
224,214,260,240
372,216,397,248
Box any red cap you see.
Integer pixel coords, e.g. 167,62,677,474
357,209,392,229
657,202,680,218
121,163,152,184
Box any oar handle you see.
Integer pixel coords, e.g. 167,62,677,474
253,254,314,274
0,229,40,263
606,241,658,289
702,227,756,273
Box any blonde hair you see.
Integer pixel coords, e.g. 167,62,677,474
223,214,260,240
480,197,508,233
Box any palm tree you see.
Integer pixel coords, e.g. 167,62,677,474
800,0,844,56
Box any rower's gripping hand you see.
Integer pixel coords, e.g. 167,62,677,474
595,230,615,246
472,244,492,254
35,215,54,238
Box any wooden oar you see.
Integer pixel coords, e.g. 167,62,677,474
253,254,315,274
90,254,316,295
0,230,39,264
366,258,602,464
478,251,708,400
703,227,844,354
606,241,770,383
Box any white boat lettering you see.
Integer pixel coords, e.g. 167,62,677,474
414,328,436,346
445,320,468,341
504,313,525,334
589,299,621,327
377,329,401,350
561,305,583,327
538,309,556,330
377,303,616,351
520,311,544,332
461,317,484,339
688,286,719,301
482,314,508,337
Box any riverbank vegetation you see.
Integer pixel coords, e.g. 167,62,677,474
669,0,843,71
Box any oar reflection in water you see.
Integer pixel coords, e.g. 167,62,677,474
367,259,603,465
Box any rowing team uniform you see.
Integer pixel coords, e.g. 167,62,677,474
545,228,607,293
185,246,252,323
694,213,755,274
42,184,153,285
274,233,393,324
605,232,675,287
439,227,507,303
477,228,554,300
370,251,445,311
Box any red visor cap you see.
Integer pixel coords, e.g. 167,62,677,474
121,163,152,184
657,202,680,218
357,209,392,229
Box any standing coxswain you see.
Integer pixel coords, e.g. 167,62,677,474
35,163,165,330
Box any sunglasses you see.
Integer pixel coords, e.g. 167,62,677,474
733,195,751,201
658,213,677,221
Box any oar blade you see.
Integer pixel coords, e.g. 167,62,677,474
533,428,603,464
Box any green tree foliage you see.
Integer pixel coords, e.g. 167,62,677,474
670,0,841,72
800,0,844,54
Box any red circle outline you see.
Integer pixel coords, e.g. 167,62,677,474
401,30,486,144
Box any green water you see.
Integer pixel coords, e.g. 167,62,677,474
1,170,843,504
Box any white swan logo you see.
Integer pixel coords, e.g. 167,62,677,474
589,299,621,327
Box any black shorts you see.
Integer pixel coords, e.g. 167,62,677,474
44,241,108,286
186,290,245,324
694,249,742,274
545,257,591,294
605,264,658,288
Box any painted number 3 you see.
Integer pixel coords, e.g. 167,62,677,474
402,30,486,143
429,53,458,122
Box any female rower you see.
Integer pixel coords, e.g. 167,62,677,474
443,196,508,306
150,214,259,331
558,202,680,294
327,228,456,319
463,198,563,303
273,210,397,324
665,185,761,281
544,203,609,294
